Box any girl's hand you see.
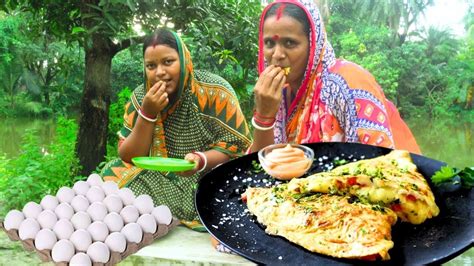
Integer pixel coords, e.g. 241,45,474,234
141,81,169,117
176,153,202,177
253,65,286,119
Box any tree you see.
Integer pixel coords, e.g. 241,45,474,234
462,4,474,109
2,0,163,175
420,27,459,64
0,12,24,110
357,0,434,45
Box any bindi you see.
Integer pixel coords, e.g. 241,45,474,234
272,35,280,41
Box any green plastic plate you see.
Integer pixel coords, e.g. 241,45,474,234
132,157,196,172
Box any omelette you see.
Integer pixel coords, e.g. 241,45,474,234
286,150,439,224
243,185,397,260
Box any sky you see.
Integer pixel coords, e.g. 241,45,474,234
420,0,471,37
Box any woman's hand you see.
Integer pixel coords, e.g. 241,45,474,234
176,153,202,177
141,81,169,117
253,65,286,118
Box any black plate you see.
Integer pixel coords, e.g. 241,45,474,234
195,142,474,265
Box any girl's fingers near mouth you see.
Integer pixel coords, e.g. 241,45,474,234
160,93,168,103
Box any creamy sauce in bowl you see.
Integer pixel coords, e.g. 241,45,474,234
260,144,313,180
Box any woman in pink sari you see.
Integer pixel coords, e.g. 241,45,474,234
249,0,420,154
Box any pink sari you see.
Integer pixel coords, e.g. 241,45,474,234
258,0,420,154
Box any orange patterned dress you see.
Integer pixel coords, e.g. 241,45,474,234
259,0,420,154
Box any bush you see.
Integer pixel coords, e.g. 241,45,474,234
0,117,81,217
105,87,132,161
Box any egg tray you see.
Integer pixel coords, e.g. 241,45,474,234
0,219,180,265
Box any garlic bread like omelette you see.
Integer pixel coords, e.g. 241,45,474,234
287,150,439,224
244,185,397,260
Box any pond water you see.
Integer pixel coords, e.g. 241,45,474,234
0,118,56,158
407,118,473,168
0,117,472,168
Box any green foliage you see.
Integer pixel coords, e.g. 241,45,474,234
106,87,132,159
179,0,262,120
0,12,24,109
329,13,400,100
353,0,435,45
111,48,143,97
0,117,81,216
327,1,470,119
0,11,85,118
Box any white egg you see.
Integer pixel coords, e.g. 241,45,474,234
71,211,92,230
40,195,59,210
105,232,126,253
120,205,139,224
54,202,74,220
51,239,75,262
53,219,74,240
133,194,154,215
37,209,58,229
4,209,25,230
103,194,123,213
102,181,119,196
34,228,57,250
103,212,124,232
152,205,173,225
87,173,103,187
22,201,43,219
87,221,109,242
71,195,90,212
70,252,92,266
86,186,105,203
87,201,108,222
87,241,110,263
18,218,40,240
56,187,76,204
70,229,92,252
121,223,143,243
137,213,157,234
118,187,135,206
72,180,90,195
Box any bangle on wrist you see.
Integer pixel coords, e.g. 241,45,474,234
253,115,275,127
252,117,275,131
253,110,275,120
192,151,208,173
138,108,158,123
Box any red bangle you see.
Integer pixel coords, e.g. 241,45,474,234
253,115,275,127
253,110,275,120
140,108,157,120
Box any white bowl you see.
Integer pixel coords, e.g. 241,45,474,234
258,143,314,180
